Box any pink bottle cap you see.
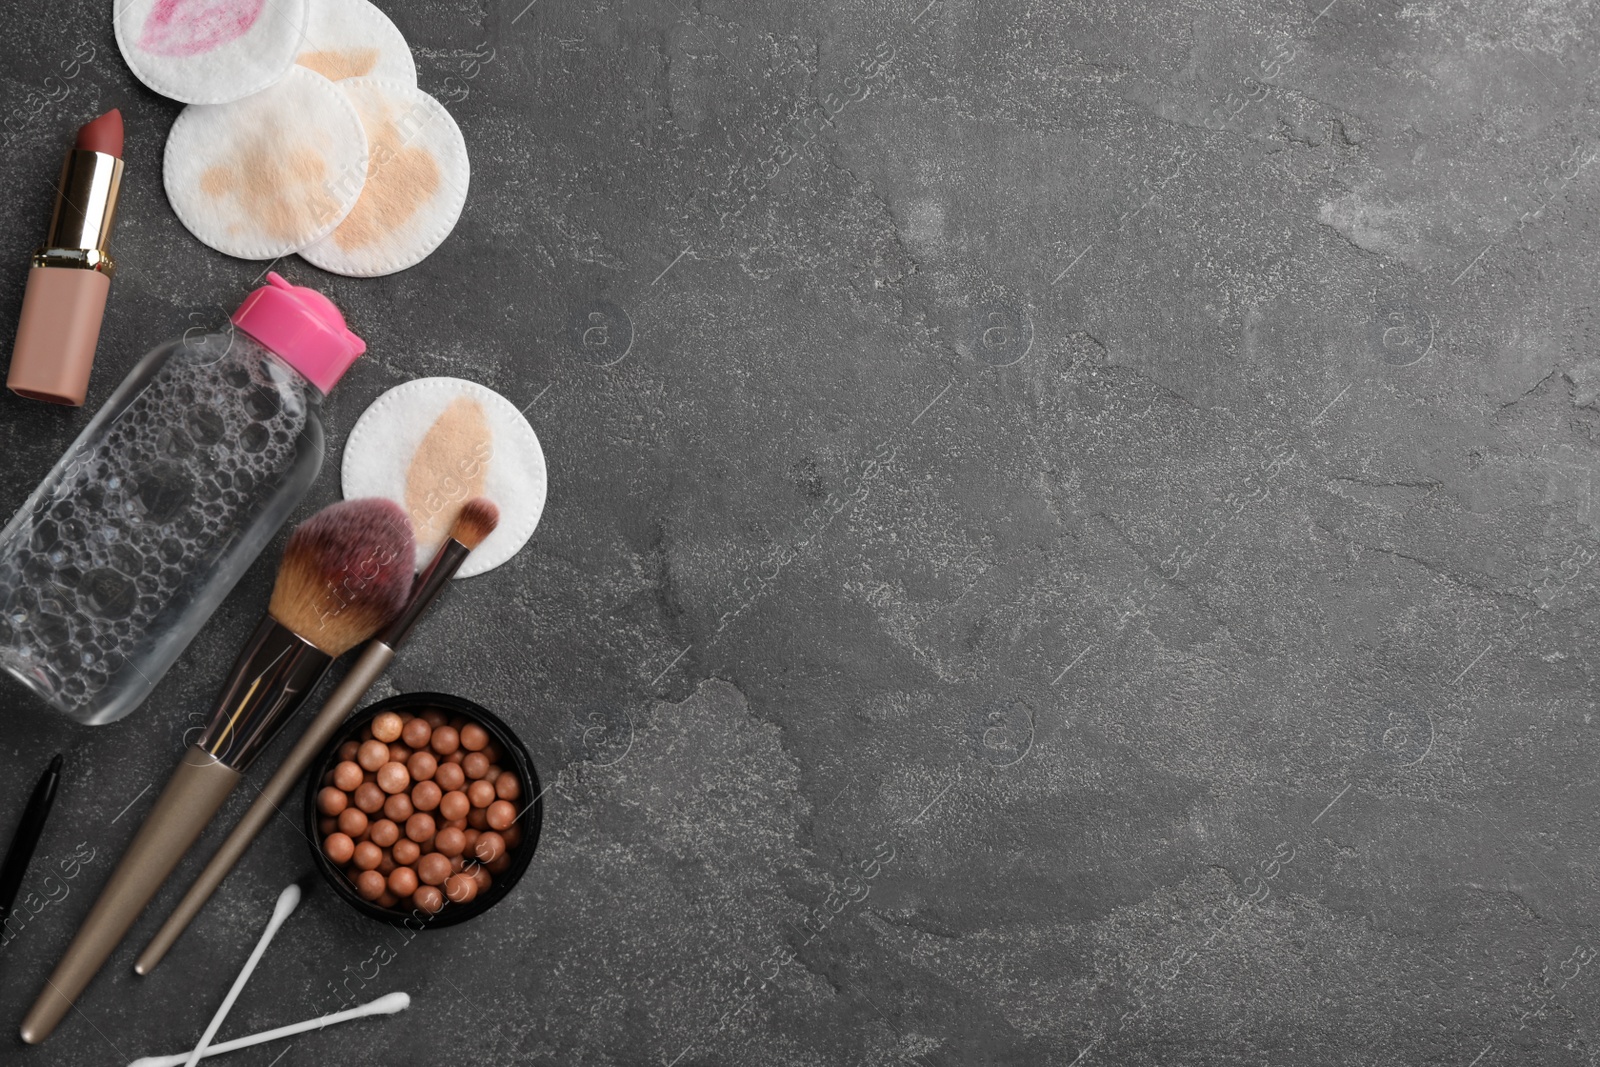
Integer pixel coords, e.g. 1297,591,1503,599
231,272,365,394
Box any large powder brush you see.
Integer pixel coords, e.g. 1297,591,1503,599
196,499,416,769
21,499,414,1045
268,499,419,654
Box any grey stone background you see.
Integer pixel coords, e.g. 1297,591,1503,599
1,0,1598,1063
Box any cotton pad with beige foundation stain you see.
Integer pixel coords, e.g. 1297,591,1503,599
295,0,415,84
341,378,546,577
299,78,469,277
115,0,310,104
164,65,370,259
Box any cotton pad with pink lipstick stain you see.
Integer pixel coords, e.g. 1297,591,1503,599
115,0,310,104
164,65,370,259
296,0,416,84
299,78,469,277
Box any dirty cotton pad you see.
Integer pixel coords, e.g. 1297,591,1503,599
298,78,469,277
164,65,370,260
296,0,416,83
341,377,546,577
116,0,310,104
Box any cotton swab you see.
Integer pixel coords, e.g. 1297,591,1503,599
181,882,302,1067
125,993,411,1067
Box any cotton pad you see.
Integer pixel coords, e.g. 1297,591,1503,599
298,79,469,277
296,0,416,83
115,0,310,105
341,378,547,577
164,65,370,260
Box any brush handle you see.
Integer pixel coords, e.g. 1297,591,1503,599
19,747,241,1045
198,618,332,771
135,642,396,977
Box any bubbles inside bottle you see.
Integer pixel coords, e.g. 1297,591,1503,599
0,336,310,713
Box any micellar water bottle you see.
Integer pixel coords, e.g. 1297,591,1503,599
0,273,365,725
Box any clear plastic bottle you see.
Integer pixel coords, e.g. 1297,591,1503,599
0,273,366,725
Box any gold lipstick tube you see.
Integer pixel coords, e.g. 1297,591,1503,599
8,146,124,406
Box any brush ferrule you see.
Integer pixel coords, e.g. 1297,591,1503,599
380,539,472,649
198,617,334,771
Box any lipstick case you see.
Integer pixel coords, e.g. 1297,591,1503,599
8,146,123,405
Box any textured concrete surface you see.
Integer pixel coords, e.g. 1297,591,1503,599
4,0,1600,1063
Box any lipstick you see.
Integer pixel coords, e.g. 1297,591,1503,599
7,109,125,406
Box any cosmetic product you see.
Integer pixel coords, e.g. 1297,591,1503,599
127,992,412,1067
0,753,63,926
114,0,309,105
182,882,302,1067
306,694,541,928
8,109,125,406
298,78,469,278
19,499,413,1045
137,500,499,974
0,272,365,726
342,377,547,575
295,0,416,84
165,66,368,260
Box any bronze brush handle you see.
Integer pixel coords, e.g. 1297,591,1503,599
21,617,333,1043
135,642,396,975
19,747,240,1044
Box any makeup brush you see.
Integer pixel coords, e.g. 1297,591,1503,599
20,499,414,1046
135,498,500,975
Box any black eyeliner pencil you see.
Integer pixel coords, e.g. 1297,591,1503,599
0,753,63,927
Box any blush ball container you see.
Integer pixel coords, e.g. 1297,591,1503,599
305,692,543,928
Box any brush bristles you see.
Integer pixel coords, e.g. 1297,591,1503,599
449,498,500,551
269,499,416,656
